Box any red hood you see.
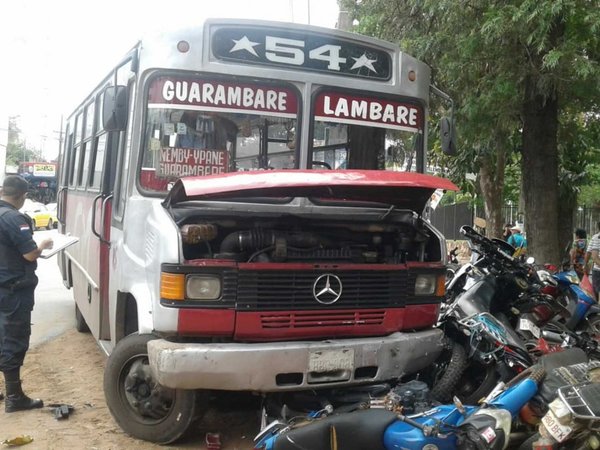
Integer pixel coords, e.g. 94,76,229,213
163,170,458,212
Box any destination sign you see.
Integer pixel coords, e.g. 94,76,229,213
148,77,298,117
211,26,392,80
314,91,423,132
157,148,228,178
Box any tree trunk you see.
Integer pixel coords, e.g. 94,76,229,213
521,77,560,265
557,190,577,261
479,145,507,239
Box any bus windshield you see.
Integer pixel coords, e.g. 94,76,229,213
311,90,424,171
140,76,299,193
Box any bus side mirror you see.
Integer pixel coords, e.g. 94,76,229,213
102,85,128,132
440,117,457,156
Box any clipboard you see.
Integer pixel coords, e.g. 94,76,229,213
34,234,80,259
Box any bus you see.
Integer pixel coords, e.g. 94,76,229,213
56,19,457,443
18,161,58,204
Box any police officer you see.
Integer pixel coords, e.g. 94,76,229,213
0,175,53,412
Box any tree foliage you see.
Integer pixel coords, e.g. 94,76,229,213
5,116,39,166
340,0,600,263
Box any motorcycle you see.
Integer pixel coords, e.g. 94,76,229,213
518,357,600,449
537,267,600,334
434,226,540,403
253,366,546,450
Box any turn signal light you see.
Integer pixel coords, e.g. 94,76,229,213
161,273,185,300
436,275,446,296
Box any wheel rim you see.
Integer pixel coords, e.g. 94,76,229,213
589,319,600,336
120,353,176,422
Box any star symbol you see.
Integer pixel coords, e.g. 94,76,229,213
350,53,378,73
229,36,260,57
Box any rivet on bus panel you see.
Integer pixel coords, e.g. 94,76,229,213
408,70,417,82
177,40,190,53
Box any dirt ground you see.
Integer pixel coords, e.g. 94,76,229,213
0,329,260,450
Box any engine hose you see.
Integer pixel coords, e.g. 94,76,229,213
220,230,324,253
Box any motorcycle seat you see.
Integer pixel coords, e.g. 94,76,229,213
273,409,398,450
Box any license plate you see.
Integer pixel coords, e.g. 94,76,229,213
308,349,354,372
542,410,573,442
519,318,541,338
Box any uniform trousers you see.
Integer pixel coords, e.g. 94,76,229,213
0,286,35,373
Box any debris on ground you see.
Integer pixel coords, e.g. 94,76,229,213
1,435,34,446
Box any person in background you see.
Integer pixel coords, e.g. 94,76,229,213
502,223,513,242
586,221,600,301
0,175,53,412
570,228,588,279
507,224,527,257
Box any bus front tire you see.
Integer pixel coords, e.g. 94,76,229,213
103,333,199,444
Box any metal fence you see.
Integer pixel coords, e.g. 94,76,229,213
429,202,473,240
430,203,600,240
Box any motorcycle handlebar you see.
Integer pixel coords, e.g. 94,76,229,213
459,225,519,268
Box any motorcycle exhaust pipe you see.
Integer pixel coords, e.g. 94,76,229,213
541,330,564,343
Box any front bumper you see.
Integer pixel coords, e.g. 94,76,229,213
147,328,444,391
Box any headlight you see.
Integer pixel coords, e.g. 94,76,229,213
565,272,580,285
186,275,221,300
549,397,572,425
415,274,437,295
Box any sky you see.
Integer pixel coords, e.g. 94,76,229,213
0,0,340,162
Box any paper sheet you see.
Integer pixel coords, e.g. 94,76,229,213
34,233,80,259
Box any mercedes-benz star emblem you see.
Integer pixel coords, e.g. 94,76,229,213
312,274,343,304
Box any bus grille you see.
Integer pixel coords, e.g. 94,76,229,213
236,270,409,310
259,310,386,328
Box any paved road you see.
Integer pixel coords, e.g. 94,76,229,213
30,229,76,346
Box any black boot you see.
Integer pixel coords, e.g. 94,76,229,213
5,381,43,413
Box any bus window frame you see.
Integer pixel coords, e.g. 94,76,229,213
135,71,303,198
308,86,427,172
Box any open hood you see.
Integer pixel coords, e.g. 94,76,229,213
163,170,458,212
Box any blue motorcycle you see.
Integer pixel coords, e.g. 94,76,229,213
253,366,545,450
537,268,600,334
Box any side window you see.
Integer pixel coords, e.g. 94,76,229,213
78,101,95,187
89,134,107,189
60,123,72,187
69,113,83,187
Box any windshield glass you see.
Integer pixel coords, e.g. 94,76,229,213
311,90,424,171
141,76,299,193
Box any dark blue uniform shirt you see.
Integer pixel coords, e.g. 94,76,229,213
0,200,38,285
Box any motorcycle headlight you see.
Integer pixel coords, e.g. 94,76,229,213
186,275,222,300
565,272,580,285
549,397,572,425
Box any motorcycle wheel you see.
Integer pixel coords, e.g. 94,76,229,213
585,314,600,336
430,342,467,402
454,362,499,405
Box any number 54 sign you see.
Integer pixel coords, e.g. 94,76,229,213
211,26,392,80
